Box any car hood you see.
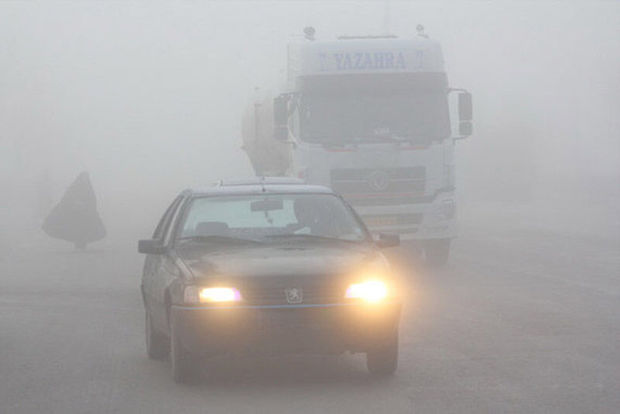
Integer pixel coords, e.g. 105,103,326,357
177,243,382,282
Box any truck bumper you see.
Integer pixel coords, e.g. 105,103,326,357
354,192,457,240
170,302,401,356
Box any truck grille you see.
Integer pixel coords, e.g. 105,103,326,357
331,167,426,206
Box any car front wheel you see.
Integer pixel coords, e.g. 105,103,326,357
145,311,169,360
170,315,199,383
366,332,399,377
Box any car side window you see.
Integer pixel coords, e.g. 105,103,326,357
152,196,183,241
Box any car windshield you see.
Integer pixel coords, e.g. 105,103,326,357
176,193,368,244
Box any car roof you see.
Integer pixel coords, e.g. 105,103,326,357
216,177,305,186
184,178,334,197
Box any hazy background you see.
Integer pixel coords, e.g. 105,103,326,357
1,0,618,246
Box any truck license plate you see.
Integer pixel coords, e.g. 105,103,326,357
364,216,398,227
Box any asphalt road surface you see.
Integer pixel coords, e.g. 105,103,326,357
1,201,619,413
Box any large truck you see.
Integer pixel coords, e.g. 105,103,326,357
242,28,473,265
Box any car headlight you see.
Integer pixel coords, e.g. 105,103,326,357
345,280,388,303
183,286,242,304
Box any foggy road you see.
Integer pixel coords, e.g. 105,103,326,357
2,1,619,413
2,203,618,414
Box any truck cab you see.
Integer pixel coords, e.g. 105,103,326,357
242,30,473,265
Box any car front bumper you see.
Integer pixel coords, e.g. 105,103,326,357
170,302,401,356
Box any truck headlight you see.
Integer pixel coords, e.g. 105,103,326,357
434,199,456,220
345,280,388,303
184,286,242,304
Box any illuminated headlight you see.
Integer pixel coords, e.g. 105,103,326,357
345,280,388,303
184,286,242,304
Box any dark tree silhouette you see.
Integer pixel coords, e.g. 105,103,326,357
42,172,106,249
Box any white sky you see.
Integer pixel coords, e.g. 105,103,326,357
1,1,618,229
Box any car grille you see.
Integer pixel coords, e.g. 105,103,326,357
331,167,426,206
241,285,343,306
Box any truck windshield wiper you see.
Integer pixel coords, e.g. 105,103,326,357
264,234,362,244
176,235,261,244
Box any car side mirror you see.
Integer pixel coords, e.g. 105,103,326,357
375,233,400,248
138,239,166,255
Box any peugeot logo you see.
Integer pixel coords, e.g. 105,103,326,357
285,288,303,304
368,170,390,192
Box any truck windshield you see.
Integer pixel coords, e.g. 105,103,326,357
300,91,450,144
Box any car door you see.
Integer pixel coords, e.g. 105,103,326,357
142,195,184,330
149,195,188,334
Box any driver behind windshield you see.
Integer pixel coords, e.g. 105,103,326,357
291,197,350,237
178,194,365,243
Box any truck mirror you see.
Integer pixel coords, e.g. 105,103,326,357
273,125,288,141
459,121,473,137
273,95,289,141
273,95,288,126
458,92,472,122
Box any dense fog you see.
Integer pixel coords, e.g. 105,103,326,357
1,2,619,411
1,1,618,246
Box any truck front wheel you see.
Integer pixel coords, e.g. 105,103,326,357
425,239,451,267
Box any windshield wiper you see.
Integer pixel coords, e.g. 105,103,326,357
177,235,261,244
264,234,361,244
